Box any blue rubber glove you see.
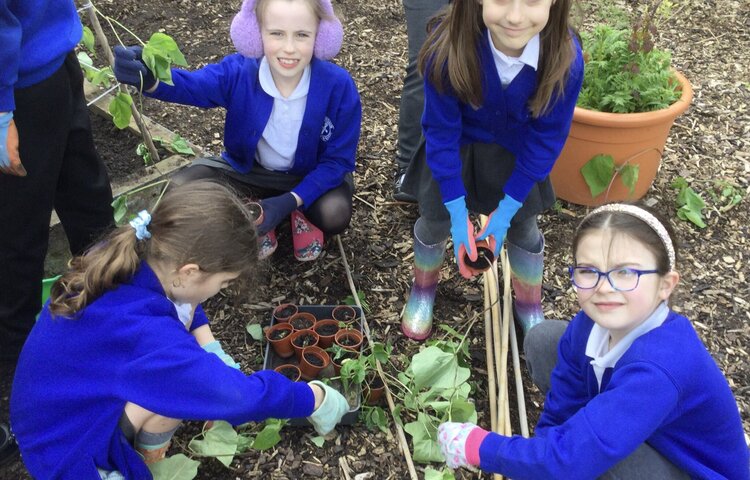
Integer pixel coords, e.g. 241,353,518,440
476,195,523,257
202,340,240,369
258,193,298,235
444,196,477,279
307,380,350,435
113,45,157,91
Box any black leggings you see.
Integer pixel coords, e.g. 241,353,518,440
171,163,353,235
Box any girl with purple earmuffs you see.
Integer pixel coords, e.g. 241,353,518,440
113,0,361,262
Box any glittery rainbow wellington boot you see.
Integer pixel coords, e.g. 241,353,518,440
507,237,545,335
400,227,447,341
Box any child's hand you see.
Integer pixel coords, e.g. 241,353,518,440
476,195,522,256
202,340,240,369
438,422,489,469
113,45,157,91
443,196,478,279
258,193,298,235
307,381,349,435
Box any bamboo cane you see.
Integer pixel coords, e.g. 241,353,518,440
483,274,498,434
82,1,161,164
498,250,511,436
335,236,419,480
507,271,530,437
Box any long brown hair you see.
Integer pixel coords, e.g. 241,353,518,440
49,181,259,318
418,0,577,117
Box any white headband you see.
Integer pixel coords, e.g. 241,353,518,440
581,204,675,271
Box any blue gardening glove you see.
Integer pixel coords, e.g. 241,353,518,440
258,193,298,235
438,422,488,470
444,196,477,279
307,380,349,435
476,195,523,257
113,45,157,91
202,340,240,369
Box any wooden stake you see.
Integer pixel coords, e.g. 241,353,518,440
483,273,498,433
507,285,530,437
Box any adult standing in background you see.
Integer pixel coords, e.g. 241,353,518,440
393,0,449,202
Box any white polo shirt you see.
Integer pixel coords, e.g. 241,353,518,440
488,31,540,87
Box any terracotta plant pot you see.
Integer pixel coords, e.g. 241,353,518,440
273,303,298,324
289,312,316,331
298,346,330,380
550,70,693,206
332,305,358,324
462,239,494,276
290,329,320,360
265,323,295,359
245,201,263,226
313,319,339,349
364,373,385,406
330,348,359,376
334,328,363,351
274,364,302,382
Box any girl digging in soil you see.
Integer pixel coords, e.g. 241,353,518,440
10,181,349,479
399,0,584,341
113,0,360,263
438,203,750,479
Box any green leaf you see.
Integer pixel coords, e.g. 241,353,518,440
404,414,443,463
581,154,615,198
170,134,195,155
619,164,640,195
447,398,477,424
310,436,326,447
252,418,285,450
246,323,263,341
188,420,237,467
111,195,129,225
143,32,188,86
148,454,200,480
236,433,254,453
81,26,95,53
409,346,470,391
136,143,152,165
91,67,113,87
424,467,456,480
109,92,133,129
362,406,389,433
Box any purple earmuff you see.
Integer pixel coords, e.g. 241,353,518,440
230,0,343,60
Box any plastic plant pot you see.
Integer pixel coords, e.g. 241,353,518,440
289,329,320,360
334,328,363,351
462,239,495,276
289,312,316,331
298,346,330,380
332,305,358,324
330,347,359,376
313,319,339,349
273,303,298,324
245,201,263,225
40,275,61,311
364,373,385,406
265,323,295,359
274,364,302,382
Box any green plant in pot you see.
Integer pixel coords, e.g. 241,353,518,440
336,342,392,407
550,0,693,205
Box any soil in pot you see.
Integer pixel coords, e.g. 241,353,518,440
331,348,359,375
274,364,301,382
268,329,291,341
303,353,324,367
463,240,494,274
273,304,298,323
290,329,320,360
365,375,385,406
289,312,316,331
313,319,339,349
332,305,357,323
298,346,330,380
265,323,295,359
335,329,363,350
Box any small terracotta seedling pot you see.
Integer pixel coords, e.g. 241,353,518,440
245,201,264,226
334,328,363,351
298,346,330,380
274,364,302,382
330,347,359,376
290,329,320,360
313,319,339,349
332,305,358,324
265,322,295,359
463,239,495,276
289,312,316,331
273,303,298,323
364,373,385,406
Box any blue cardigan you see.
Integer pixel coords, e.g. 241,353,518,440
11,263,314,479
148,54,362,206
422,30,584,204
477,310,749,479
0,0,83,111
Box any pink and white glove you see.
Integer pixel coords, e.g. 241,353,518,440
437,422,489,469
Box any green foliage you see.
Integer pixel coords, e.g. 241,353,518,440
188,421,237,467
148,454,200,480
245,323,263,341
710,180,744,212
136,143,152,165
424,466,456,480
80,26,96,53
581,154,639,199
77,52,114,87
142,32,188,86
251,418,285,450
672,177,706,228
153,134,195,156
362,405,389,433
109,91,133,129
344,290,370,314
578,24,681,113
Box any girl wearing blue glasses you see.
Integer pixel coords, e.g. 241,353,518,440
437,203,749,479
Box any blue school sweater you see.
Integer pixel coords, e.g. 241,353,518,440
147,55,361,206
11,262,314,479
477,310,749,479
422,30,584,204
0,0,83,111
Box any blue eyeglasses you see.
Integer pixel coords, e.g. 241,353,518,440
568,266,659,292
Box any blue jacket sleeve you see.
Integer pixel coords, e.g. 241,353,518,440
189,304,210,332
0,4,21,110
147,54,245,109
291,74,361,206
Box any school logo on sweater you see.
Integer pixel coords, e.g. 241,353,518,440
321,117,334,142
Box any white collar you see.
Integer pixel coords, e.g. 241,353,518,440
585,302,670,389
259,56,311,100
487,30,540,71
